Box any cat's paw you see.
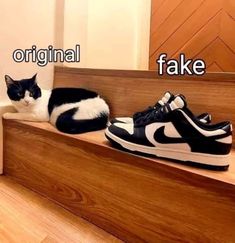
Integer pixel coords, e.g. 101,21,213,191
3,113,16,119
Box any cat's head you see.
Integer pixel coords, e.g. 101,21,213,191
5,74,42,107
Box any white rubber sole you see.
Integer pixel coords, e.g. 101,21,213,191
105,129,230,168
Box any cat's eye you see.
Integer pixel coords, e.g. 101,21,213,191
17,92,22,97
29,92,34,97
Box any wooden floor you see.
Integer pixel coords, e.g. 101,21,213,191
0,176,121,243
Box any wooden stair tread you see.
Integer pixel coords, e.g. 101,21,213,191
54,67,235,148
0,176,121,242
16,120,235,186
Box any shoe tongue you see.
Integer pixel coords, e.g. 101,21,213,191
158,91,174,106
169,95,187,111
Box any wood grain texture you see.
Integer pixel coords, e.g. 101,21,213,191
149,0,235,72
0,176,121,243
54,67,235,147
8,120,235,186
3,120,235,242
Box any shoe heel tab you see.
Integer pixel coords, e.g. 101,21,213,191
222,123,233,133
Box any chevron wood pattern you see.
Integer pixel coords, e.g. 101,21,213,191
149,0,235,72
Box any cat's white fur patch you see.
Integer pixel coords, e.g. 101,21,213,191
50,96,109,125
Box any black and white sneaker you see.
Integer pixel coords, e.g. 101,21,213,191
105,95,232,170
109,92,174,125
109,92,212,125
197,113,212,124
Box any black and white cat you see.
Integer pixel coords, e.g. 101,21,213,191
3,74,109,134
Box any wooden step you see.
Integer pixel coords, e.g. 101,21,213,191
0,176,121,242
3,67,235,242
54,67,235,147
3,119,235,242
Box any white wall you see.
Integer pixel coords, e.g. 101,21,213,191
135,0,152,70
87,0,138,69
63,0,89,68
0,0,151,101
0,0,56,174
0,0,55,102
63,0,151,70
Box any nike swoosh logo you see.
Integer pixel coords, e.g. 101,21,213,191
154,126,185,144
154,126,230,145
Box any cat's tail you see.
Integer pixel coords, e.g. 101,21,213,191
55,108,109,134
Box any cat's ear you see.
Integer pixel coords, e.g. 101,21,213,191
31,73,37,82
5,75,14,87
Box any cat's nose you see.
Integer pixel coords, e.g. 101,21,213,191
24,100,29,105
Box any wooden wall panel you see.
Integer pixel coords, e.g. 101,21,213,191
149,0,235,72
